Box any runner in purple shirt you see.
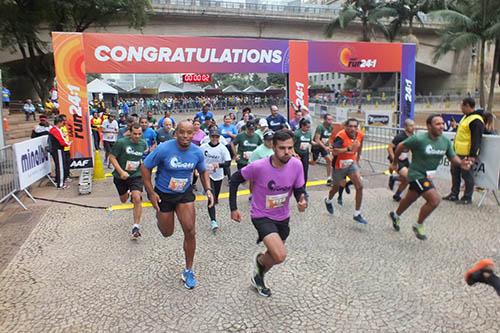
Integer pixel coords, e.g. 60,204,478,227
229,130,308,297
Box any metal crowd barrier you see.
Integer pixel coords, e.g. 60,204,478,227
362,126,401,174
0,145,27,209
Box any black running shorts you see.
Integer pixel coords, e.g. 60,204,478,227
103,140,115,153
113,176,143,196
409,177,435,194
251,217,290,243
398,159,410,171
155,187,196,213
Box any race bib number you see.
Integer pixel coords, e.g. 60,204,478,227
125,160,140,171
339,159,354,169
243,151,251,160
168,177,188,192
266,193,288,209
300,142,310,150
399,152,409,161
426,170,436,178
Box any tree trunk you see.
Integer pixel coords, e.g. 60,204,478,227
479,39,486,108
408,17,413,36
487,38,499,112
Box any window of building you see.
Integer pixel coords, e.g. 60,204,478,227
338,83,342,90
326,73,330,80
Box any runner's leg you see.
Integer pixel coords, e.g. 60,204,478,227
157,211,175,237
348,171,363,211
259,233,287,271
208,179,222,221
176,202,197,270
325,154,332,179
130,190,142,225
395,189,420,216
417,188,441,224
395,167,408,197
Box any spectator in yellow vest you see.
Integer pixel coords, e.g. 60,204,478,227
443,97,484,205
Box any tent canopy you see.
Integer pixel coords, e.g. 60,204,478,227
222,85,242,94
87,79,118,94
158,81,184,93
107,82,128,94
178,82,204,93
243,85,264,94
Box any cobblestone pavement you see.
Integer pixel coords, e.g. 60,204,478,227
0,174,499,332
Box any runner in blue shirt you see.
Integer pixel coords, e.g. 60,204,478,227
266,105,289,131
141,120,214,290
139,117,157,157
219,115,238,179
195,104,214,122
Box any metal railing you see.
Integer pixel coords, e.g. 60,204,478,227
362,125,400,174
0,145,26,209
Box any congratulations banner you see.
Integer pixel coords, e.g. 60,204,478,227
52,32,93,169
308,41,402,73
83,33,290,74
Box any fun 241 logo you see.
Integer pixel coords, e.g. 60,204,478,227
340,48,377,69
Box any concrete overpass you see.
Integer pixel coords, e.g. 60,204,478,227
0,0,477,94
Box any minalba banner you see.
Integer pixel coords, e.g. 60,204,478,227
433,132,500,191
52,32,93,169
13,136,51,190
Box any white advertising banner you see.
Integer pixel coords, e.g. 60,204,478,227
336,107,349,123
13,136,51,190
365,110,392,127
434,132,500,191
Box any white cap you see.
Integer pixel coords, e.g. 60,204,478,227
259,118,268,127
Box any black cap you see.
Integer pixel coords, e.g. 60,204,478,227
209,128,220,136
246,121,256,130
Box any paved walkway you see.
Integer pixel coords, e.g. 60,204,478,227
0,175,499,332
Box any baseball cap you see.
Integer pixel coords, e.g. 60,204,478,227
209,128,220,136
258,118,268,127
246,121,256,130
263,130,274,140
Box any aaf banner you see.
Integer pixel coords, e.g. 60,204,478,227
13,136,51,190
399,44,416,126
288,41,309,119
83,33,290,74
52,32,93,169
432,132,500,191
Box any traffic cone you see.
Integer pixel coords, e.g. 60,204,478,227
93,149,106,181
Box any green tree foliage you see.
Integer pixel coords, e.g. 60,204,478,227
325,0,396,42
266,73,286,87
431,0,500,110
0,0,151,101
386,0,435,41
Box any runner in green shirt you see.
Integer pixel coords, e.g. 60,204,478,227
293,118,313,184
312,114,334,184
109,124,148,239
389,114,472,241
232,121,262,169
250,130,275,162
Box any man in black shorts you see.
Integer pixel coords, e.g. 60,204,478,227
141,120,214,290
109,124,147,239
389,115,472,240
387,119,415,201
229,130,307,297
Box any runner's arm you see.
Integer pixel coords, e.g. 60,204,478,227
313,132,327,150
293,186,306,202
331,137,347,156
387,143,395,162
229,171,247,212
218,160,231,168
109,154,126,176
357,141,363,163
140,164,155,195
392,142,407,162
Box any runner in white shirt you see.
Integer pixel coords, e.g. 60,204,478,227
199,127,232,232
102,113,119,167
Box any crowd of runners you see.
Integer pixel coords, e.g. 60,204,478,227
61,99,499,297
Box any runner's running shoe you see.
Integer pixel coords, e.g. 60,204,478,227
131,226,141,239
388,176,396,191
442,193,458,201
182,269,197,289
337,197,343,206
464,259,494,286
251,273,271,297
392,194,402,202
324,198,334,215
389,211,400,231
353,214,368,224
412,224,427,240
326,178,333,187
210,220,219,232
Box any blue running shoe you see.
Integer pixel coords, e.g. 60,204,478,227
182,269,197,289
131,226,141,239
324,198,334,215
353,214,368,224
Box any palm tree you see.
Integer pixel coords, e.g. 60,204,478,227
325,0,396,42
431,0,500,110
386,0,435,43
